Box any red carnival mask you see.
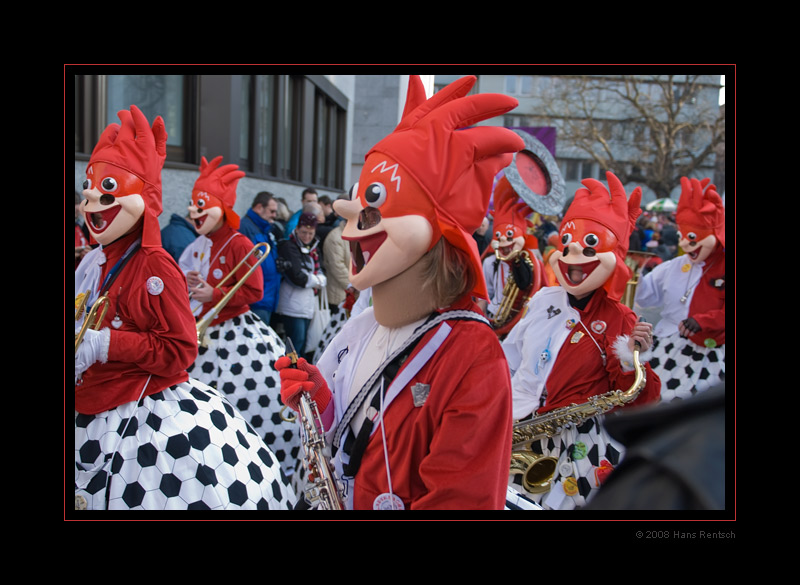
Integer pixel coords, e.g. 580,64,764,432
335,75,524,299
85,105,167,247
82,161,146,245
675,176,724,263
189,156,245,235
552,172,641,301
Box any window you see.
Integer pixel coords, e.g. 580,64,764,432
562,158,596,182
240,74,345,189
75,72,347,191
565,159,581,181
74,76,84,154
313,90,345,189
241,74,277,176
239,74,299,181
72,73,194,162
281,76,299,180
105,75,190,161
505,75,534,96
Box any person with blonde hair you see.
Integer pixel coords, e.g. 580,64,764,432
276,75,525,510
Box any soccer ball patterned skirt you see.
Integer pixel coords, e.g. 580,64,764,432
74,377,297,510
508,416,624,510
188,311,302,479
649,332,725,403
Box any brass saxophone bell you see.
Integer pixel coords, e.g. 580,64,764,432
510,451,559,494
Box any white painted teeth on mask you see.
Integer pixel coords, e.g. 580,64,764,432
362,251,370,265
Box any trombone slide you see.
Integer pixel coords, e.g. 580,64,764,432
195,242,270,346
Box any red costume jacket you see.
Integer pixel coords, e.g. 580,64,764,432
75,231,198,415
188,223,263,326
541,289,661,414
319,297,513,510
686,245,725,348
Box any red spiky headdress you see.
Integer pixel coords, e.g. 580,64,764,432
561,171,641,301
490,175,538,253
366,75,524,299
88,105,167,247
676,177,725,247
192,156,246,230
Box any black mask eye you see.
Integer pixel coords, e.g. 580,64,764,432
101,177,118,193
349,182,359,201
583,233,599,247
364,182,387,208
196,198,206,209
561,233,573,256
83,178,92,190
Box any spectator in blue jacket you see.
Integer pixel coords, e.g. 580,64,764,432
238,192,282,325
161,212,198,262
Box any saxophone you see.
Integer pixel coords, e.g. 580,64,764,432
284,340,346,510
297,392,347,510
510,343,647,493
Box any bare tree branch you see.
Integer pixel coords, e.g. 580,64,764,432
534,74,724,199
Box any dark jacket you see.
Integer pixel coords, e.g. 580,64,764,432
238,208,282,313
160,213,198,262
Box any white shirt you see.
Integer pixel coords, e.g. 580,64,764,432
634,254,704,339
348,316,427,435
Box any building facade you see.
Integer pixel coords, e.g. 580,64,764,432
70,70,727,228
72,72,359,227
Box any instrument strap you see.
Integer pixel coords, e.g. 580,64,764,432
341,341,415,477
99,239,141,297
335,309,490,476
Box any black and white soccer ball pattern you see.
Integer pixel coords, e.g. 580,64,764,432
75,378,297,510
189,312,302,479
649,332,725,403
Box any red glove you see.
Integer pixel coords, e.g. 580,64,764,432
275,356,332,413
342,288,356,313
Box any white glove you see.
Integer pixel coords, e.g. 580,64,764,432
306,273,327,289
75,327,110,383
612,334,654,373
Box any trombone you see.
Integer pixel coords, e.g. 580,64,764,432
75,290,110,352
196,242,270,347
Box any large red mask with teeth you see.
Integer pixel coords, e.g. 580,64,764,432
82,162,146,245
334,75,524,299
553,217,619,297
83,105,167,247
188,156,245,235
551,172,640,301
336,153,439,290
675,176,724,264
